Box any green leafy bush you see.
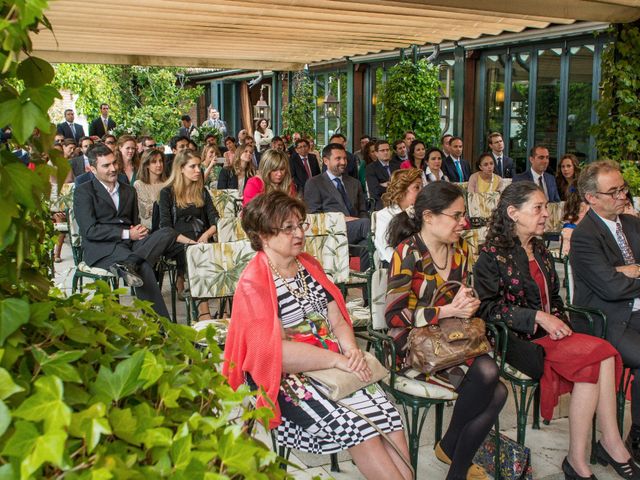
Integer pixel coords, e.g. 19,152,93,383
620,160,640,197
281,73,315,143
0,284,287,479
593,22,640,161
376,59,441,145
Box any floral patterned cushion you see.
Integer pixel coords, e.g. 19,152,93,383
345,298,371,328
462,227,488,267
186,241,256,299
545,201,565,233
467,192,501,219
209,188,240,218
67,207,82,248
393,368,458,400
217,217,247,242
305,212,350,284
503,364,533,381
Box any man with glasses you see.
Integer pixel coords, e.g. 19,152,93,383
89,103,116,138
289,138,320,195
365,139,401,211
102,134,117,152
513,145,560,202
570,160,640,462
140,136,157,151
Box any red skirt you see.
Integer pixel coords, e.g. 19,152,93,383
533,333,622,421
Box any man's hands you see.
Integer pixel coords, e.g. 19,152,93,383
616,264,640,279
129,224,148,241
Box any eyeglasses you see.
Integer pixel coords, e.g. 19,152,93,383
278,222,310,235
596,185,629,199
439,212,466,222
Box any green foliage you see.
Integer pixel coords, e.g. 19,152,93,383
1,2,292,478
376,59,441,145
282,72,315,142
54,65,203,144
0,285,290,479
620,160,640,197
593,22,640,161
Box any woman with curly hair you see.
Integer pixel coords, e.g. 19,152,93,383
373,168,422,265
556,153,581,201
474,182,635,480
242,149,296,207
115,135,140,184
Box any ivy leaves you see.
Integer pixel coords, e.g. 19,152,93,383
377,59,442,146
282,72,315,141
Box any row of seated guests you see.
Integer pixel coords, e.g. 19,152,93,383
224,178,640,480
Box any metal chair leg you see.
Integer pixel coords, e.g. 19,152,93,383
590,414,597,465
435,403,444,444
532,387,541,430
330,453,340,472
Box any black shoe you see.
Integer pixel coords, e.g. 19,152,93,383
626,435,640,465
596,441,640,479
562,457,597,480
110,263,144,288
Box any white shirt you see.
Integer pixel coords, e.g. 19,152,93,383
594,211,640,311
98,180,130,240
374,205,402,264
531,170,548,199
425,167,447,184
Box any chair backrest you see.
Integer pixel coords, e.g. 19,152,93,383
370,267,389,330
462,226,488,267
217,216,247,242
545,201,565,233
209,188,241,218
467,191,501,219
305,212,350,284
185,240,256,299
66,206,82,248
51,182,75,213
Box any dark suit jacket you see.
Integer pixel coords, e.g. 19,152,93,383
365,159,401,210
217,167,254,190
443,156,471,182
304,172,368,219
89,117,116,138
69,155,88,179
56,122,85,143
569,210,640,345
73,176,139,266
178,125,196,139
512,169,560,202
290,153,320,194
491,152,514,179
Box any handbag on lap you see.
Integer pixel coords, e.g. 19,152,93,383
404,280,492,374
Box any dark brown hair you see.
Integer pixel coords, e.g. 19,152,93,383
137,148,167,184
242,190,306,251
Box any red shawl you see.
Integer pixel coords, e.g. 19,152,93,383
222,251,352,429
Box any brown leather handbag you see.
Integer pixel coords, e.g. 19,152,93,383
405,280,492,374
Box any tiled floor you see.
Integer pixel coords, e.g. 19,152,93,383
53,243,629,479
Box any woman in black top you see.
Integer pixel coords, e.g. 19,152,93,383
217,143,255,194
160,150,219,320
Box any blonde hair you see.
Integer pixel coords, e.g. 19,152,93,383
258,149,292,195
167,150,205,208
202,143,220,162
232,144,256,177
382,168,423,207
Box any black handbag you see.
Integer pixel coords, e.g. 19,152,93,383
504,331,545,380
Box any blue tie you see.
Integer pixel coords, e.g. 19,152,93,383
334,177,356,216
454,160,464,182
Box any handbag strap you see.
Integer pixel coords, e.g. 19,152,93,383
335,399,415,480
430,280,479,308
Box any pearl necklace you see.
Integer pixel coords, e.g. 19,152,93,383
267,257,309,299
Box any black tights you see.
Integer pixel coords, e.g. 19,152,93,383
440,355,507,480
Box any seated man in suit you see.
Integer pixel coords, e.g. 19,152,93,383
305,143,371,272
327,133,359,180
68,136,94,180
570,160,640,461
442,136,471,182
289,138,320,195
488,132,514,178
56,109,85,143
73,144,177,319
441,133,453,157
178,115,197,139
365,139,401,211
392,139,408,164
513,145,560,202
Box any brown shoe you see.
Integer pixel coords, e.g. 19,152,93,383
434,442,488,480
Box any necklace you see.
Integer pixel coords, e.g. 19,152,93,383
420,233,450,271
267,257,309,299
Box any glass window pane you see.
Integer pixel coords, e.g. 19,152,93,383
509,52,531,172
315,74,325,145
535,49,561,170
484,55,506,143
439,63,454,135
566,46,594,163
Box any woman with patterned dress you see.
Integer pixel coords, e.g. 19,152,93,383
223,191,411,480
474,182,637,480
385,182,506,480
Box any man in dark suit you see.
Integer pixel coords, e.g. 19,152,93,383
73,144,176,318
512,146,560,202
89,103,116,138
392,139,408,164
328,133,358,180
68,136,94,179
366,140,401,210
570,160,640,460
304,143,371,272
289,138,320,195
442,136,471,183
56,109,85,143
178,115,197,139
488,132,514,178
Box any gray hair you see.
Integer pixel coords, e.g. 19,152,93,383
578,160,620,202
